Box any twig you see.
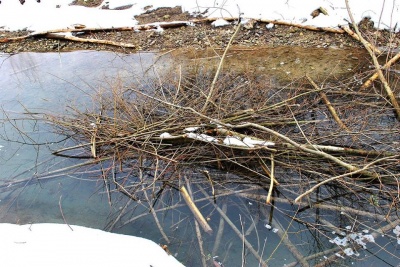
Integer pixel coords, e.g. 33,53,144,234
266,153,275,204
238,192,396,222
201,19,241,113
306,75,349,131
295,156,396,203
212,202,227,256
195,220,207,267
258,18,344,33
143,189,171,243
240,214,246,267
59,195,73,231
201,170,216,203
360,50,400,90
340,25,381,54
192,17,344,33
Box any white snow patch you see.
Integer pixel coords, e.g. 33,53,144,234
211,18,230,27
184,127,200,132
335,253,345,259
223,136,247,147
186,132,218,143
343,247,354,256
393,225,400,236
160,132,173,138
330,236,348,246
0,223,184,267
242,137,275,147
266,23,274,29
0,0,400,32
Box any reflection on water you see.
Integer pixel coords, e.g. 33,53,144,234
0,51,168,228
0,50,399,267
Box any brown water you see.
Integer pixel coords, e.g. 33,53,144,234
172,46,372,83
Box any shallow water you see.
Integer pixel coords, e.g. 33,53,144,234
0,50,398,267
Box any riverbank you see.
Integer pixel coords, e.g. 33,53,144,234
1,4,399,54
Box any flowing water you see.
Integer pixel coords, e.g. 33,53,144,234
0,50,399,267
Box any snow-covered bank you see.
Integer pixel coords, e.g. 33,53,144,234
0,223,184,267
0,0,399,32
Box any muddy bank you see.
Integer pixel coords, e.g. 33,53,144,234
1,4,399,54
174,46,372,83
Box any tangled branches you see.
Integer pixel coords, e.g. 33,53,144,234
39,23,400,265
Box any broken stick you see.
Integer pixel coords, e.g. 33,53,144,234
306,75,349,131
180,185,213,234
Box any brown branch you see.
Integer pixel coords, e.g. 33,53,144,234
44,33,135,48
306,75,349,131
294,156,396,203
266,153,275,204
340,25,381,54
360,50,400,89
201,20,241,113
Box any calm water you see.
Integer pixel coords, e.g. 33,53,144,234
0,51,398,267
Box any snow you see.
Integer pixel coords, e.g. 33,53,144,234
0,223,184,267
223,136,248,147
0,0,399,32
160,132,172,138
186,132,218,143
395,225,400,244
211,18,230,27
242,137,275,147
329,230,376,258
184,126,200,132
222,136,274,147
